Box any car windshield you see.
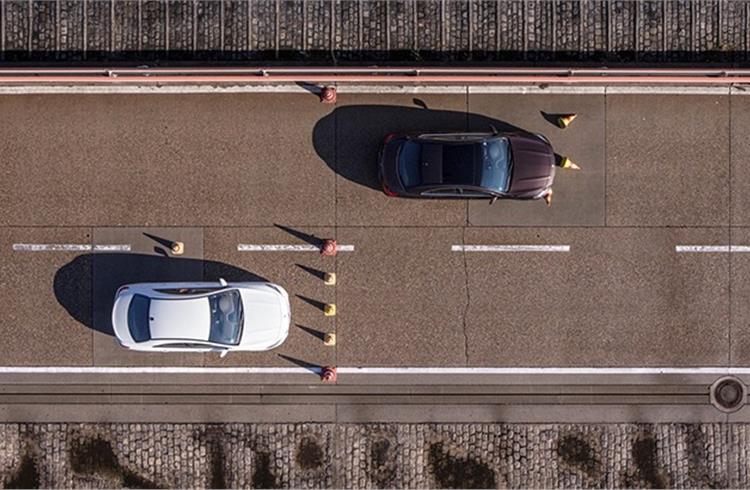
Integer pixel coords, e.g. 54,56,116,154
207,289,243,345
127,294,151,342
479,137,512,192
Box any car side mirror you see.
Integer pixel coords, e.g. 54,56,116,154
219,350,229,358
219,278,228,287
489,196,499,205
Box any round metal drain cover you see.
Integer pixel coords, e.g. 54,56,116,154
710,376,747,412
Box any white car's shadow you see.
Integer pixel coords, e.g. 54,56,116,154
54,253,268,335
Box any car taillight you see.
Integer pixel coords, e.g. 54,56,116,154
382,180,398,197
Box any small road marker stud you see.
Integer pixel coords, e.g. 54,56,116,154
323,333,336,346
324,303,337,316
171,241,185,255
324,272,336,285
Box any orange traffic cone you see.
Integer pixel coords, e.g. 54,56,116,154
321,239,337,256
544,190,553,207
319,86,337,104
321,366,337,383
559,156,581,170
557,114,577,128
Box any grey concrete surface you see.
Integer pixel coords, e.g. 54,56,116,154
730,227,750,366
0,228,92,366
606,95,730,227
0,91,745,376
731,96,750,226
0,94,335,227
463,227,729,366
336,227,467,366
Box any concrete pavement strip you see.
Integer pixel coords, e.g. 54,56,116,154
0,366,748,375
0,403,729,424
0,84,741,96
0,378,728,423
0,389,711,408
0,368,741,422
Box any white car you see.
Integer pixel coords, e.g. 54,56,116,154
111,279,290,355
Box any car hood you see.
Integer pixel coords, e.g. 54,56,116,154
507,135,556,194
238,288,290,350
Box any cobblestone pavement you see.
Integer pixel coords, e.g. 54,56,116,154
0,423,747,488
2,0,750,64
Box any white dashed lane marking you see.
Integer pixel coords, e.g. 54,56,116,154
451,245,570,253
237,244,355,252
676,245,750,253
12,243,131,252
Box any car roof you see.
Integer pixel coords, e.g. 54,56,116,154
148,297,211,341
400,136,512,192
412,141,480,186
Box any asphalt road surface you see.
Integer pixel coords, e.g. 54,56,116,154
0,89,745,375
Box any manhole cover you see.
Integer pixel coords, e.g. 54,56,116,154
710,376,746,412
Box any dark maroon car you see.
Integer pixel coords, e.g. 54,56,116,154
378,130,555,202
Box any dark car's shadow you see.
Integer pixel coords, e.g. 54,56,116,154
54,253,267,336
312,103,532,191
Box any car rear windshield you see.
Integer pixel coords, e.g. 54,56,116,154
479,138,512,192
397,141,422,187
208,289,243,345
127,294,151,342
